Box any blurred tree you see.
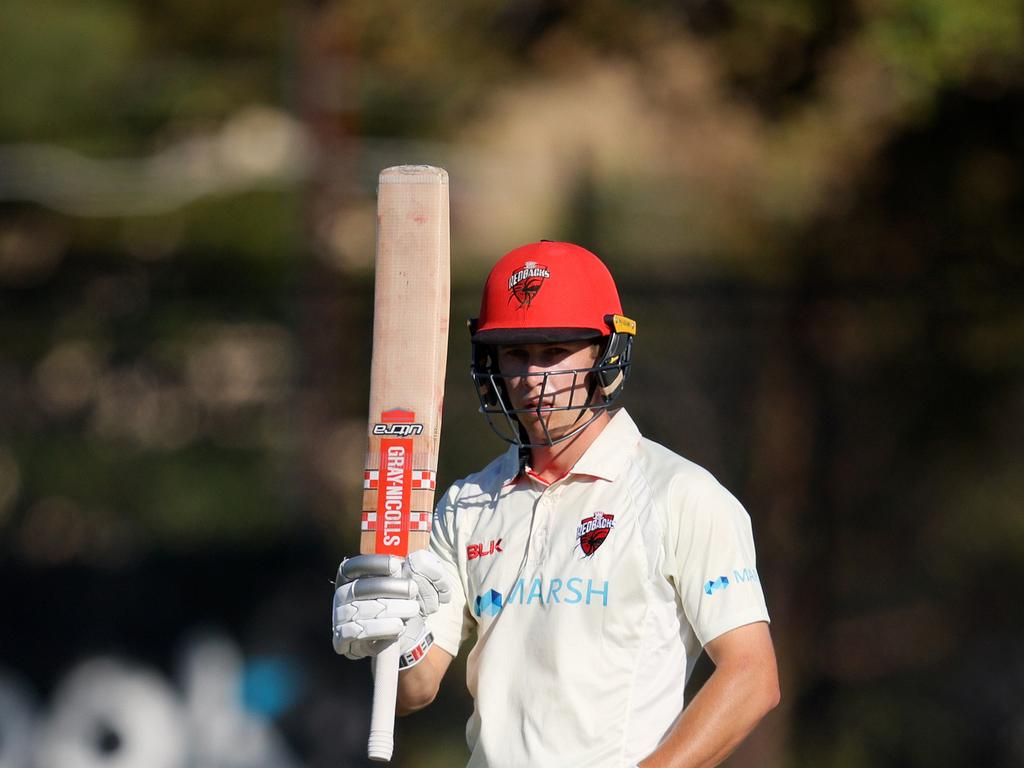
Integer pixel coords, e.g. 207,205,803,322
0,0,1022,765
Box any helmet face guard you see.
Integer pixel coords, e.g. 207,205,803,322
470,317,634,448
468,241,636,449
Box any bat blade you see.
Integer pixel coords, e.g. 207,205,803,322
360,165,449,762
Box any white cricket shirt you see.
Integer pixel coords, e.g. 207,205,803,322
427,409,770,768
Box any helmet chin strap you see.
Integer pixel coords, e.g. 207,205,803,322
578,378,599,423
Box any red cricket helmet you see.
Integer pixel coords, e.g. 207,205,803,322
469,241,637,448
471,241,624,344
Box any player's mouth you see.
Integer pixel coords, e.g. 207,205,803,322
522,397,555,411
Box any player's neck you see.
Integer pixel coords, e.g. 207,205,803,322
526,410,610,483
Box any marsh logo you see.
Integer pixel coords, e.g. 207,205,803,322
473,578,609,618
704,576,729,596
732,567,759,584
704,568,760,597
474,589,503,617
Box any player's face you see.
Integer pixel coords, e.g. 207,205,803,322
496,341,601,442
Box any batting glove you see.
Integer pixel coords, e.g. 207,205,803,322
332,550,452,667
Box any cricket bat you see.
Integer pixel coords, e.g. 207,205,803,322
360,165,450,762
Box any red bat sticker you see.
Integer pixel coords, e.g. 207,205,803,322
374,410,417,555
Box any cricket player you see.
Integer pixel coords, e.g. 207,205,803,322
333,241,780,767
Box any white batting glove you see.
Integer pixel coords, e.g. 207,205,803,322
332,550,451,668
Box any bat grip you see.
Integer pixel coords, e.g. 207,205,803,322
368,642,400,761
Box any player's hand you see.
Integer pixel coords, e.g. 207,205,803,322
332,551,451,663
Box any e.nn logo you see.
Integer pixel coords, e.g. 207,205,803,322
372,423,424,437
704,568,760,597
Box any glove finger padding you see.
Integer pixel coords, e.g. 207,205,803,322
332,587,421,660
404,549,452,615
336,554,404,584
336,616,406,643
334,597,421,628
335,576,417,605
334,615,428,661
332,598,416,659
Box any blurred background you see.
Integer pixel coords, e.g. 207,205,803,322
1,1,1022,766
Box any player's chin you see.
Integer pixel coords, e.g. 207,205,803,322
520,413,580,444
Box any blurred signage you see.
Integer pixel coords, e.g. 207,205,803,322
0,634,303,768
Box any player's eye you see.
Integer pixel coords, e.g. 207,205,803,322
499,348,529,366
540,347,573,366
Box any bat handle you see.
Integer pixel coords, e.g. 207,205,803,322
368,642,400,761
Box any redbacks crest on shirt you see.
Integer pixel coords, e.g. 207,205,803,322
576,511,615,557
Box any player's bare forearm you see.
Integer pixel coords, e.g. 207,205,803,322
396,645,453,715
638,622,779,768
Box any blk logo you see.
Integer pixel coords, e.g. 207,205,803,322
474,589,503,617
467,539,503,560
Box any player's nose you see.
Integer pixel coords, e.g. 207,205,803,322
525,360,546,376
523,360,553,389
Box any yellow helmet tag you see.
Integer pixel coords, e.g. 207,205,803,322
611,315,636,335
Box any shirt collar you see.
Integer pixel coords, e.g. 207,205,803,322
504,408,641,486
498,444,524,486
568,409,641,482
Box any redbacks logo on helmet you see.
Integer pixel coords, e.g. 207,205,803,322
507,261,550,309
576,512,615,557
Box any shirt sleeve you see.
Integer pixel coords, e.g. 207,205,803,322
665,472,770,647
425,482,474,657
